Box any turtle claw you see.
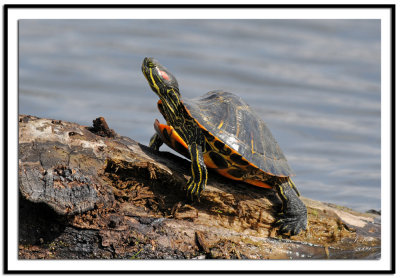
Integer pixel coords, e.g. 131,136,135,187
274,209,307,236
185,179,204,202
186,189,199,202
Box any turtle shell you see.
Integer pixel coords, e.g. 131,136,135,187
182,90,293,177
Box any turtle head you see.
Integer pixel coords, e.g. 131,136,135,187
142,57,181,111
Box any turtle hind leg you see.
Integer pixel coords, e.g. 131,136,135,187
288,177,301,197
274,178,307,236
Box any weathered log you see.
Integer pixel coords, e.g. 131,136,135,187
18,115,380,259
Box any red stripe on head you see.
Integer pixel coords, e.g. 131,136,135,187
158,69,170,81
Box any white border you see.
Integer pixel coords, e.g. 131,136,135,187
6,6,392,272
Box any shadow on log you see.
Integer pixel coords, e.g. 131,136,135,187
18,115,381,260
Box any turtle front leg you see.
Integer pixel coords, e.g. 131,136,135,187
274,179,308,236
186,142,208,200
149,133,164,151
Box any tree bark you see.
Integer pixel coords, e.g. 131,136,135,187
18,115,380,260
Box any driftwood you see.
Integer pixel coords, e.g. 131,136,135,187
18,115,380,259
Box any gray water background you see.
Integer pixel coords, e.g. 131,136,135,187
19,19,381,212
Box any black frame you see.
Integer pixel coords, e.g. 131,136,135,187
3,4,395,274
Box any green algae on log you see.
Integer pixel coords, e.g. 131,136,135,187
18,115,380,260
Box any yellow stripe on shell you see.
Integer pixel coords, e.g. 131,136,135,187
217,119,224,129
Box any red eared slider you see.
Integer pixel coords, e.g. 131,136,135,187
142,57,307,235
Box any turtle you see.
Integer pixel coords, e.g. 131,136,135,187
141,57,307,235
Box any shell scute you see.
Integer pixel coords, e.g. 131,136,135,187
183,90,293,177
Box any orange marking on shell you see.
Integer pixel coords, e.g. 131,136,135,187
213,168,242,181
153,119,163,135
154,120,188,152
203,152,218,169
244,179,272,189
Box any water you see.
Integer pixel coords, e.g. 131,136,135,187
18,19,381,212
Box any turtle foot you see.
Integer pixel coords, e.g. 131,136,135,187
185,178,205,202
274,180,308,236
274,209,307,236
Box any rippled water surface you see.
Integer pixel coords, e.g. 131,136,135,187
19,19,381,212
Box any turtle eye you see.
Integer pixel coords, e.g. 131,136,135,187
147,61,155,68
